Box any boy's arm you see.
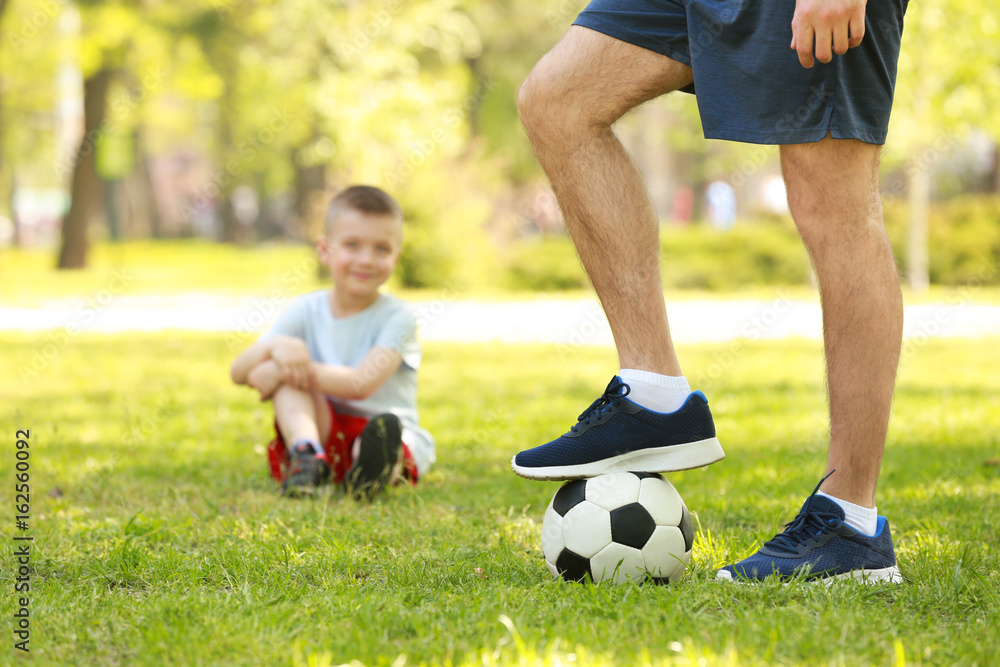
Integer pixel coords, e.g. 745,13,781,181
230,335,315,390
312,346,403,401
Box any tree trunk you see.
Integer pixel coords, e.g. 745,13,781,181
293,155,327,240
58,68,114,269
906,151,931,291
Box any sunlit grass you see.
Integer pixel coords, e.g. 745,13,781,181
3,240,999,305
0,334,997,665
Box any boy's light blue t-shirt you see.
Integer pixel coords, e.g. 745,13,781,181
259,290,435,475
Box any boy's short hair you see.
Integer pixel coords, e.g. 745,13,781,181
325,185,402,234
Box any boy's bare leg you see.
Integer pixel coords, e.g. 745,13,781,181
780,136,903,508
273,385,332,452
518,26,694,375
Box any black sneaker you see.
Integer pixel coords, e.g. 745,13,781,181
511,376,724,480
717,473,902,584
344,413,403,500
282,443,331,496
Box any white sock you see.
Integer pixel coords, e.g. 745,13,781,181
818,491,878,535
618,369,691,413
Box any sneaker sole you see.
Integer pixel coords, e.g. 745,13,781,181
345,415,402,499
716,565,902,585
510,437,725,480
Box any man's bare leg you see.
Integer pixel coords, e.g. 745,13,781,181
781,136,903,508
518,26,693,375
512,27,724,480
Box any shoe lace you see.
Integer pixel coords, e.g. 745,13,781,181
570,378,631,433
762,470,843,554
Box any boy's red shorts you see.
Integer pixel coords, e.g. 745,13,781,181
267,399,419,486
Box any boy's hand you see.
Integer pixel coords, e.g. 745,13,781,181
270,336,316,391
791,0,866,68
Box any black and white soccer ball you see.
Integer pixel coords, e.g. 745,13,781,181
541,472,694,584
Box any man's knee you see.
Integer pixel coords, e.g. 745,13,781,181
517,65,568,138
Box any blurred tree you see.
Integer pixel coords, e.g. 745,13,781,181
886,0,1000,290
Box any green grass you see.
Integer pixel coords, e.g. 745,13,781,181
3,239,1000,305
1,334,998,665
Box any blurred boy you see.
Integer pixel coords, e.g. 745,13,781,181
231,185,435,497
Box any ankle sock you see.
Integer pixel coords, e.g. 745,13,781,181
618,369,691,413
290,438,324,457
818,491,878,535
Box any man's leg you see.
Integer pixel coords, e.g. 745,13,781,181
512,27,724,480
518,26,693,375
781,136,903,509
717,137,903,583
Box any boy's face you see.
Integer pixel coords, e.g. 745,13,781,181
318,209,402,299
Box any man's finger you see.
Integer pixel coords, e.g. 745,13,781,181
813,26,834,63
796,25,816,68
833,22,850,55
848,13,865,48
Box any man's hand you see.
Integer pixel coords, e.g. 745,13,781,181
269,336,316,391
791,0,867,68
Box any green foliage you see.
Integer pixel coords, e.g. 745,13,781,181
883,196,1000,285
500,221,811,292
394,160,498,289
660,221,812,290
1,333,998,665
502,236,589,291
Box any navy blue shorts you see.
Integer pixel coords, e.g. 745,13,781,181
574,0,908,145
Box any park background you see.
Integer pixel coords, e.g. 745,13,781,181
1,0,999,665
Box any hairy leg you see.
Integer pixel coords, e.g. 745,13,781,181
518,26,694,375
273,385,332,448
781,136,903,507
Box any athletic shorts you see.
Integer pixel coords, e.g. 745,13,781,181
267,399,419,486
574,0,908,145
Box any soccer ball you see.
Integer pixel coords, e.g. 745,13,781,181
541,472,694,584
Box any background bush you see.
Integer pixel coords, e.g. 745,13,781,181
883,195,1000,285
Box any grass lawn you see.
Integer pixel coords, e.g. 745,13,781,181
3,240,999,305
1,334,998,666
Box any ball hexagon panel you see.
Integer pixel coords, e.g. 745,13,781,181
561,501,612,559
585,472,642,511
638,476,684,526
641,525,690,581
591,542,645,583
609,502,656,549
551,479,588,516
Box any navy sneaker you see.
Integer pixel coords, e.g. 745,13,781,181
344,413,403,500
717,476,902,584
282,443,331,496
511,376,724,480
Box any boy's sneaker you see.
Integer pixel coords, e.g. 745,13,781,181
344,413,403,500
282,443,331,496
717,477,903,584
510,376,724,480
